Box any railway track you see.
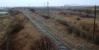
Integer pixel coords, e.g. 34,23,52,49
21,9,72,50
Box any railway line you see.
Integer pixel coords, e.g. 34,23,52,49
2,8,98,50
21,9,72,50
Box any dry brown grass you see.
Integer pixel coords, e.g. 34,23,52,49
61,14,99,37
0,12,57,50
46,12,99,50
9,22,41,50
76,20,99,38
60,13,99,44
9,13,57,50
0,15,15,50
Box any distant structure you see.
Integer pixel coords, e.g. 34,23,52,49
29,8,35,12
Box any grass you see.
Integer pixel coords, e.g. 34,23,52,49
0,12,57,50
57,11,99,44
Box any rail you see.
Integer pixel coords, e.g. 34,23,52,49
22,10,72,50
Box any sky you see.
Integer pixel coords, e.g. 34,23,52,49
0,0,98,7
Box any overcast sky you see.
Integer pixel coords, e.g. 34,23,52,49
0,0,98,7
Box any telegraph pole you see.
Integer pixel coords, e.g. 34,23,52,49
47,1,50,17
93,5,96,42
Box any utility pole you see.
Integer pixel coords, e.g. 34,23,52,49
47,1,50,17
93,5,96,42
